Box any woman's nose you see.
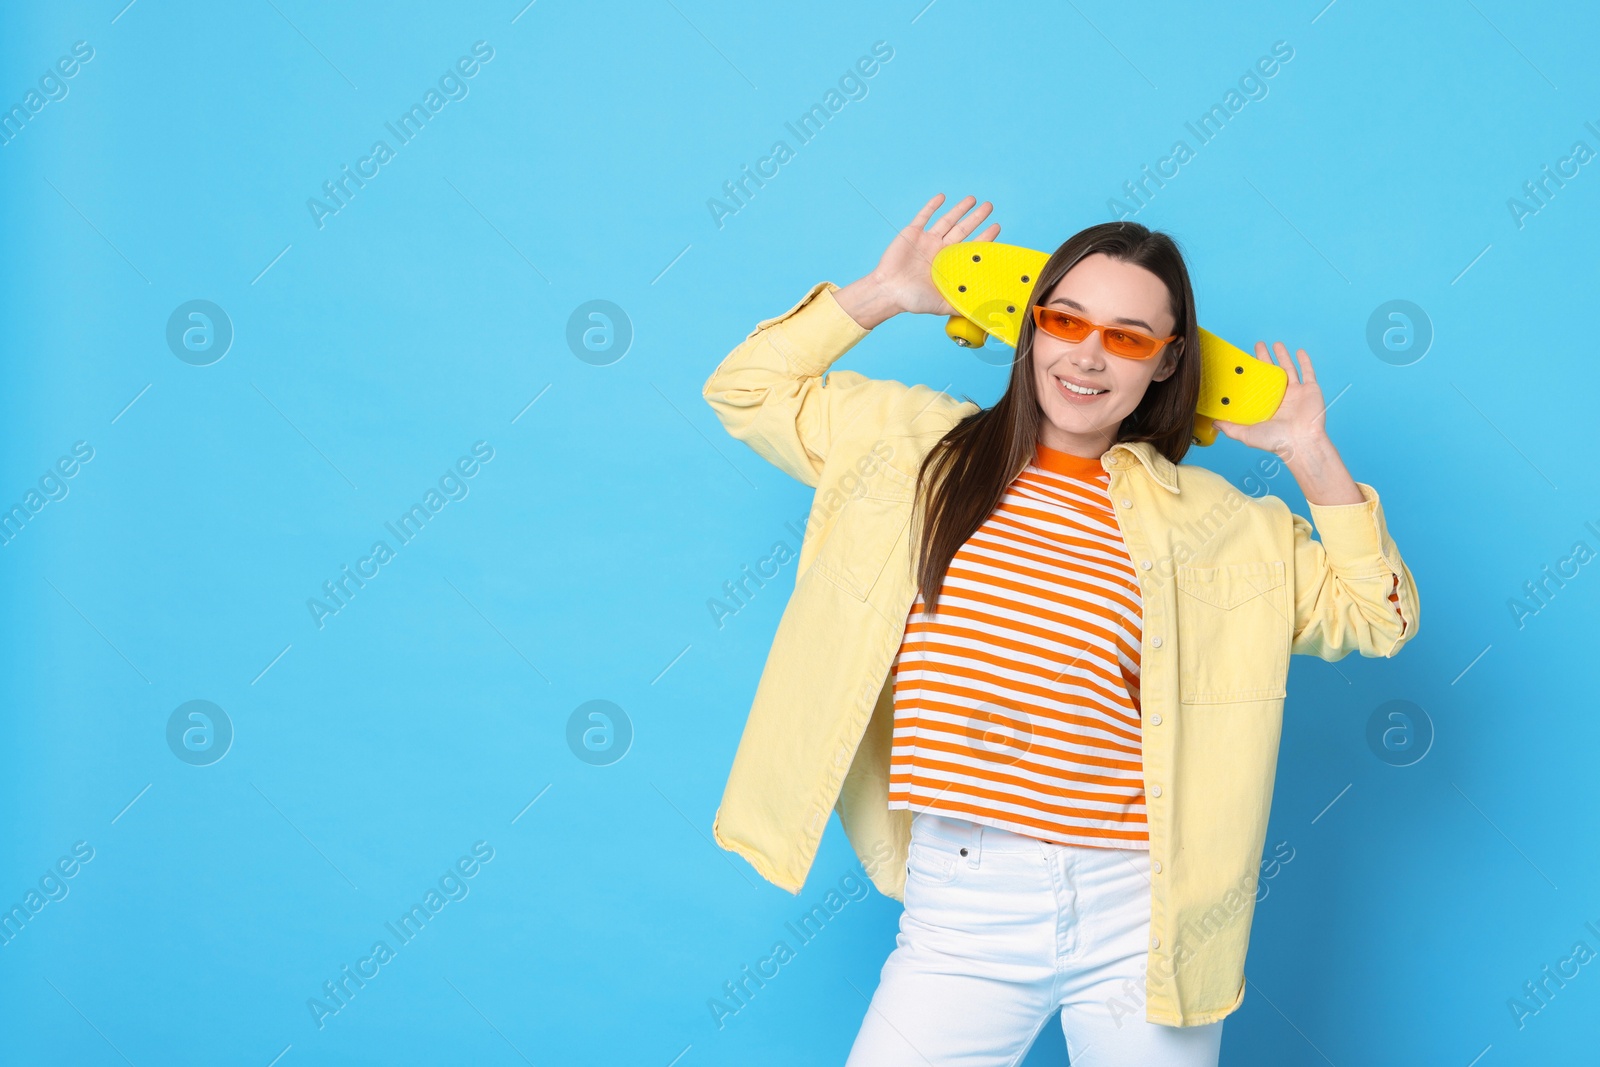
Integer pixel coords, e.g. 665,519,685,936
1069,337,1107,366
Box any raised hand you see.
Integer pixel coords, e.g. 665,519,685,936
1213,341,1331,461
835,194,1001,329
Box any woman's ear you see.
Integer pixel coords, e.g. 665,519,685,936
1153,339,1182,382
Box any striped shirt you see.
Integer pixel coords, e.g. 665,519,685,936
885,442,1410,849
887,441,1150,849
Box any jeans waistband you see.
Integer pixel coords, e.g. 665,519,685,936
913,811,1056,855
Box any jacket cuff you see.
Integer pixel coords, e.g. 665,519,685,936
1305,482,1402,578
748,281,872,377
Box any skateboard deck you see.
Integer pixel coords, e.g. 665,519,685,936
930,241,1285,446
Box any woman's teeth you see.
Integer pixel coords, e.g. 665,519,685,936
1057,376,1106,396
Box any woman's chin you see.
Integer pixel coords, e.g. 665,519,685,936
1043,406,1122,440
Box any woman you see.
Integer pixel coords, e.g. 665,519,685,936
701,193,1420,1066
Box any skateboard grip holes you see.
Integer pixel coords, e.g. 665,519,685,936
958,285,967,292
1234,366,1244,374
1220,397,1230,405
971,254,981,262
1021,275,1030,283
1006,305,1015,313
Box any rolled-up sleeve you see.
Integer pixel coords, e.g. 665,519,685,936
701,281,903,488
1290,482,1420,660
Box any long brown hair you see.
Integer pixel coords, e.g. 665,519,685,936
911,220,1201,615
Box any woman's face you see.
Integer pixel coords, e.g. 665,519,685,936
1030,252,1181,458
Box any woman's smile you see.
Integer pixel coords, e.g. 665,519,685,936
1053,372,1109,401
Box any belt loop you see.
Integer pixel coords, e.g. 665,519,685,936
965,820,983,868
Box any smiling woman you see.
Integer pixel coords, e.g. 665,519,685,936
897,219,1202,619
703,193,1421,1065
1029,253,1185,459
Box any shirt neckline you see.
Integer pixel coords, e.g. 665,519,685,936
1034,441,1107,480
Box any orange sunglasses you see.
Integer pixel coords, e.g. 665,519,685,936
1030,305,1177,360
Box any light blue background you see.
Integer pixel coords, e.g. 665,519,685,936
2,1,1597,1063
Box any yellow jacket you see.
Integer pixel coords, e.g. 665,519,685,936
702,280,1421,1026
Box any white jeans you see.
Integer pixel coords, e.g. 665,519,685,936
846,811,1225,1067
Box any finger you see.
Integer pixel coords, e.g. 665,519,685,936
947,200,995,243
909,193,945,231
1253,341,1275,364
1295,348,1315,383
929,194,978,238
1271,341,1298,382
977,221,1002,242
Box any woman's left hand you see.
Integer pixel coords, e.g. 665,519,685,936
1211,340,1332,460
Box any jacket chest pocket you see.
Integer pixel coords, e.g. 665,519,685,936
1174,561,1289,703
812,460,917,602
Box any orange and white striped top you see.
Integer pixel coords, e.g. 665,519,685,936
887,441,1150,849
885,441,1410,849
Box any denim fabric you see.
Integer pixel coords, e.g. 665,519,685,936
846,811,1225,1066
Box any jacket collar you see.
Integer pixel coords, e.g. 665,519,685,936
1105,439,1181,494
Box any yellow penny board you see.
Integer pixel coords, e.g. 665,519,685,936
930,241,1285,446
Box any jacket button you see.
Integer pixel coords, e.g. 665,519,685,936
1149,784,1162,798
1152,859,1162,873
1140,560,1152,570
1150,713,1162,726
1151,636,1163,648
1121,498,1133,508
1151,935,1161,949
959,847,969,856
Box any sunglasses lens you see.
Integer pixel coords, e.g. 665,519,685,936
1037,308,1089,341
1104,330,1157,358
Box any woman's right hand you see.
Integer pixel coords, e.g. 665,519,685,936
834,194,1001,330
